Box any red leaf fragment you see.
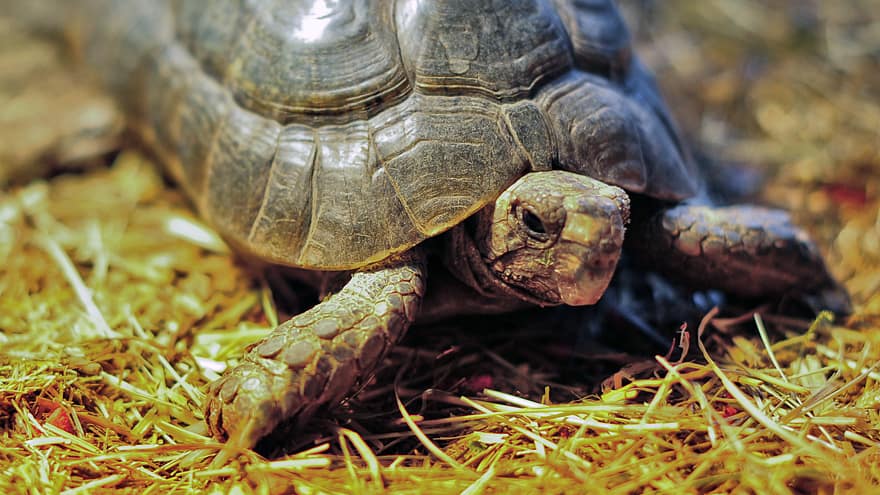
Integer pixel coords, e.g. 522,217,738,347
464,374,494,393
33,397,77,435
823,183,868,208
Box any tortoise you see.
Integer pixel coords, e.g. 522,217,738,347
10,0,846,449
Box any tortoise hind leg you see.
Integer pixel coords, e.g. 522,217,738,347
630,204,850,313
205,249,426,450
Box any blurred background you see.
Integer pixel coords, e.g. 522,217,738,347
621,0,879,314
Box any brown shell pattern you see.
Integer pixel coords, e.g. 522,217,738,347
42,0,697,269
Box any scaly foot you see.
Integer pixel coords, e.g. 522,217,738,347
631,204,850,312
205,250,426,449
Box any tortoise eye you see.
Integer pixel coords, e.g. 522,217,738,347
516,205,550,241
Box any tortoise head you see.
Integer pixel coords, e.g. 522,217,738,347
475,170,630,306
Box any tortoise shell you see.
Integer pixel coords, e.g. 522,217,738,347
58,0,696,269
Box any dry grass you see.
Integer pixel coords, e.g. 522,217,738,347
1,1,879,493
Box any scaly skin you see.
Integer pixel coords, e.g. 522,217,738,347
205,250,426,449
472,171,630,307
632,204,848,310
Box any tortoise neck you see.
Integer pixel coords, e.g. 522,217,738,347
444,222,550,307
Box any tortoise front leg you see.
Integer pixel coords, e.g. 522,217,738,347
205,249,426,449
630,204,850,313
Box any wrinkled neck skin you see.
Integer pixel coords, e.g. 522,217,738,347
443,215,555,308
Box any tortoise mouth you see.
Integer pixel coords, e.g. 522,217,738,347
489,259,566,306
554,252,618,306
